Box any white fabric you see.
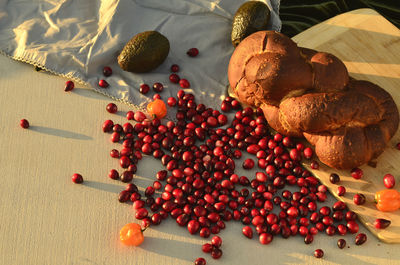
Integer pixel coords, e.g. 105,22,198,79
0,0,281,109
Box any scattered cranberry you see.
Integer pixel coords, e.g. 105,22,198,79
374,218,391,229
102,120,114,132
171,64,179,72
353,193,366,205
169,73,180,83
110,132,120,143
103,66,112,76
310,161,319,169
303,147,313,159
72,173,83,184
396,142,400,150
64,80,75,91
259,233,273,244
329,173,340,184
202,243,213,253
187,48,199,57
211,248,222,259
110,149,119,158
355,233,367,245
314,249,324,258
243,158,255,170
337,239,346,249
211,236,222,248
347,220,359,234
304,234,314,244
167,97,177,107
194,257,206,265
99,79,109,88
134,111,146,122
242,226,253,238
106,103,118,113
140,84,150,94
179,79,190,88
120,171,133,183
351,168,363,179
108,169,119,180
383,174,395,188
153,82,164,93
337,186,346,196
20,119,30,129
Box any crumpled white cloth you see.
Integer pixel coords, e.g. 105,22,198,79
0,0,281,110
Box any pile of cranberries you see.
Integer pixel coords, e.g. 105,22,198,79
99,87,369,262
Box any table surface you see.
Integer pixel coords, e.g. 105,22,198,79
1,20,400,265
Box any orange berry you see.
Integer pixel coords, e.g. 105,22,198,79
119,223,144,246
147,99,167,119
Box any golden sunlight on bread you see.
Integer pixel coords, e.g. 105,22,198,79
228,30,399,169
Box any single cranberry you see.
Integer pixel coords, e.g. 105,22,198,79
176,78,190,89
337,224,347,235
202,243,213,253
337,238,346,249
120,171,133,183
187,48,199,57
374,218,391,229
194,257,206,265
397,142,400,150
167,97,177,107
106,103,117,113
135,208,148,220
108,169,119,180
337,186,346,196
20,119,30,129
347,220,359,234
351,168,363,179
329,173,340,184
102,120,114,132
310,161,319,169
211,248,222,259
170,64,179,72
153,82,164,93
259,233,273,245
64,80,74,91
304,234,314,244
211,236,222,248
383,174,395,188
72,173,83,184
242,226,253,239
355,233,367,245
332,201,346,211
169,73,180,83
151,213,162,225
243,158,255,170
353,193,366,205
314,249,324,258
187,220,200,234
103,66,112,76
139,84,150,94
345,211,357,221
303,147,313,159
118,190,131,202
99,79,109,88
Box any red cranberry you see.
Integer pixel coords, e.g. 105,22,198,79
332,201,346,211
310,161,319,169
202,243,213,253
304,234,314,244
337,238,346,249
314,249,324,258
120,171,133,183
179,79,190,88
169,73,180,83
187,48,199,57
106,103,118,113
135,208,148,220
374,218,391,229
303,147,313,159
383,174,395,188
242,226,253,238
110,149,119,158
108,169,119,180
102,120,114,132
20,119,30,129
345,211,357,221
355,233,367,245
347,220,359,234
153,82,164,93
353,193,366,205
397,142,400,150
243,158,255,170
211,236,222,248
171,64,179,72
259,233,273,245
103,66,112,76
187,220,200,234
337,186,346,196
350,168,363,179
118,190,131,202
337,224,347,235
329,173,340,184
194,257,206,265
167,97,177,107
211,248,222,259
72,173,83,184
139,83,150,94
64,80,74,91
99,79,109,88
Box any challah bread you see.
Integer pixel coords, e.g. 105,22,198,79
228,30,399,169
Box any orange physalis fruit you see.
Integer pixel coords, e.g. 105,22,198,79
147,99,167,119
119,223,144,246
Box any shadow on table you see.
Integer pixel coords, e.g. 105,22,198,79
84,180,122,194
29,125,92,140
140,236,200,262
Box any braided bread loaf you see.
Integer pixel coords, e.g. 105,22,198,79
228,30,399,169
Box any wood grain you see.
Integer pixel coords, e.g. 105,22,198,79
292,8,400,243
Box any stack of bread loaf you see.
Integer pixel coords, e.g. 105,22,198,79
228,30,399,169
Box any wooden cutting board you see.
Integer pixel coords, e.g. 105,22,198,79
291,8,400,243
